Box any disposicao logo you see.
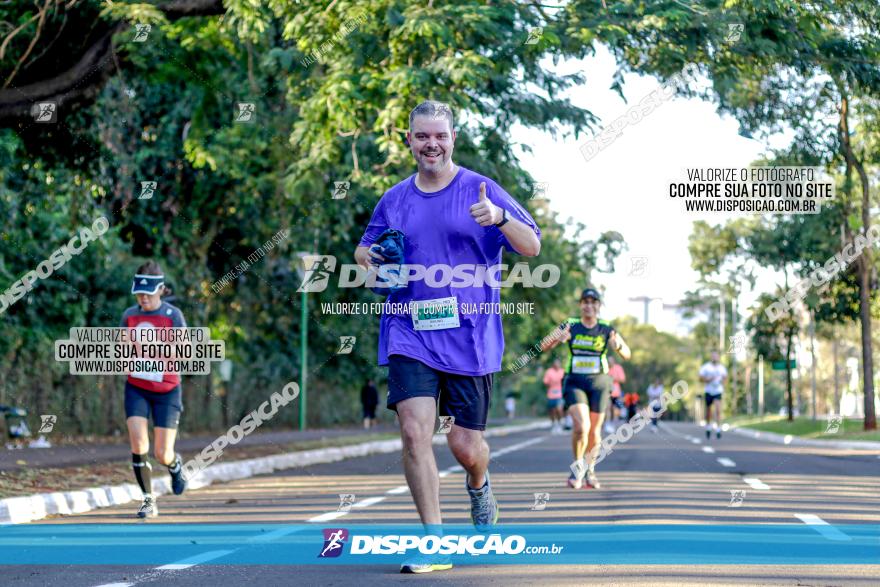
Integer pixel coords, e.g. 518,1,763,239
319,528,348,558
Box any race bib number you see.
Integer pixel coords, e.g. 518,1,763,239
571,356,601,375
131,370,164,383
131,323,165,382
411,297,460,331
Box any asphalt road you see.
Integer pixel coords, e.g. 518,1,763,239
2,421,878,586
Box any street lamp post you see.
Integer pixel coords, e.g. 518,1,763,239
295,252,320,431
300,287,308,431
628,296,663,324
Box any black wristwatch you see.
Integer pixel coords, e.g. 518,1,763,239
495,208,509,227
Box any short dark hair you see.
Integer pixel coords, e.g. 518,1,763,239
136,260,163,276
409,101,454,131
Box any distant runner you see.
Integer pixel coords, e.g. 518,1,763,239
542,288,631,489
606,355,626,433
354,100,541,574
360,379,379,429
504,392,517,419
699,351,728,439
120,261,188,519
646,378,664,431
543,359,565,434
624,388,640,422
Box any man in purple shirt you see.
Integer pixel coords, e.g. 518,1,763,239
355,101,541,574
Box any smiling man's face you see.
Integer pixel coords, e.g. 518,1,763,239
407,114,455,175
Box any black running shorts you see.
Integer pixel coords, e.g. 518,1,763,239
563,373,612,414
386,354,492,431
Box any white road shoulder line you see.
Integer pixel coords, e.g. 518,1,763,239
92,584,134,587
702,446,715,454
743,477,770,490
156,550,235,570
794,513,852,541
716,457,736,467
385,485,409,495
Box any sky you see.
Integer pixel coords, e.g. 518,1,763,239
510,45,792,335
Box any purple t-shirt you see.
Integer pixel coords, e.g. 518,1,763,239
358,165,541,376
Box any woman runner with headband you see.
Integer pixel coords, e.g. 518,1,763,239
120,260,188,518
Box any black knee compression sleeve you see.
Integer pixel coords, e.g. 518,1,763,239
132,453,153,496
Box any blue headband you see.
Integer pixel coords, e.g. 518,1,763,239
131,274,164,295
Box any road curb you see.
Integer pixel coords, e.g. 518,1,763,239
0,420,548,525
732,426,880,450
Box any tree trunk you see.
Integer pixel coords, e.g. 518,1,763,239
745,363,753,415
857,262,876,429
786,327,794,421
833,332,840,415
838,95,877,430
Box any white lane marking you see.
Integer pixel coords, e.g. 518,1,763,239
352,496,385,508
156,550,235,570
93,434,547,586
308,435,544,524
656,422,688,439
491,436,545,457
439,463,464,478
308,496,385,521
307,511,347,523
656,422,710,445
794,513,852,541
743,477,770,490
702,446,715,454
716,457,736,467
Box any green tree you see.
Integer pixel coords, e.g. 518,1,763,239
0,1,621,433
564,0,880,428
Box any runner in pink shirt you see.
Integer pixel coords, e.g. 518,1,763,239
543,359,565,434
606,355,626,432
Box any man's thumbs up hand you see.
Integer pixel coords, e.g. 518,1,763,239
470,181,503,227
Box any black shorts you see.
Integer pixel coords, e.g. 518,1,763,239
387,354,492,431
124,381,183,429
705,393,722,408
563,373,612,414
362,405,377,419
